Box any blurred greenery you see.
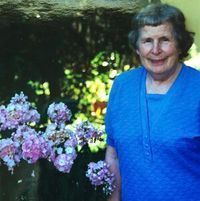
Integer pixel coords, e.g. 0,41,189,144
0,0,160,201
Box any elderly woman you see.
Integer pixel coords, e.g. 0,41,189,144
105,3,200,201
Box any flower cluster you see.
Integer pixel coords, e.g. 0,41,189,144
86,160,115,196
75,121,103,146
0,93,104,173
44,102,78,173
0,92,40,131
43,115,77,173
0,138,20,171
47,102,71,125
0,93,44,172
0,92,114,197
12,125,50,164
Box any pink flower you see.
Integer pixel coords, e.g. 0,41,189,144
86,160,115,196
21,134,50,164
53,153,76,173
47,102,71,125
0,138,21,172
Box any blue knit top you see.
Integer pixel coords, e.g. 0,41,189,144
146,94,165,132
106,64,200,201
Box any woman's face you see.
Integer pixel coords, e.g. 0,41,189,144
136,22,181,80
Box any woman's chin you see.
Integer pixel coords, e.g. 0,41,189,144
148,66,166,75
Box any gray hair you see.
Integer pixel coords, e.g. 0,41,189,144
128,3,194,60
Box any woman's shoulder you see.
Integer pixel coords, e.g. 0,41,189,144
181,65,200,101
184,64,200,80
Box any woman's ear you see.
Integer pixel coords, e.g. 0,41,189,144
136,49,140,55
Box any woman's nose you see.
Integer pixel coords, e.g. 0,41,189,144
151,41,161,54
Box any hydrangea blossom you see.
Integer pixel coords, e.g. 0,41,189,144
53,152,76,173
0,138,21,172
47,102,72,125
10,92,28,104
43,123,77,173
0,93,42,172
21,133,50,164
86,160,115,196
12,125,38,142
10,125,50,164
43,123,74,145
75,121,103,146
0,92,40,131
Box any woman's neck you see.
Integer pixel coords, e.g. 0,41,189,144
146,63,182,94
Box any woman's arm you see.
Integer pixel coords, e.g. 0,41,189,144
105,145,121,201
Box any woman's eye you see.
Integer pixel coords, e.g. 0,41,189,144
143,38,152,43
161,37,169,42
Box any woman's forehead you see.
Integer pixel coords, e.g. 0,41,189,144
139,23,174,38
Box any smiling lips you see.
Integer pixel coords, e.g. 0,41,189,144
150,58,166,66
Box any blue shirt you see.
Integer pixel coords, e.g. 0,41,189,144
106,64,200,201
146,94,165,132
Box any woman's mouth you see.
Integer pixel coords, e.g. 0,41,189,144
150,59,165,66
